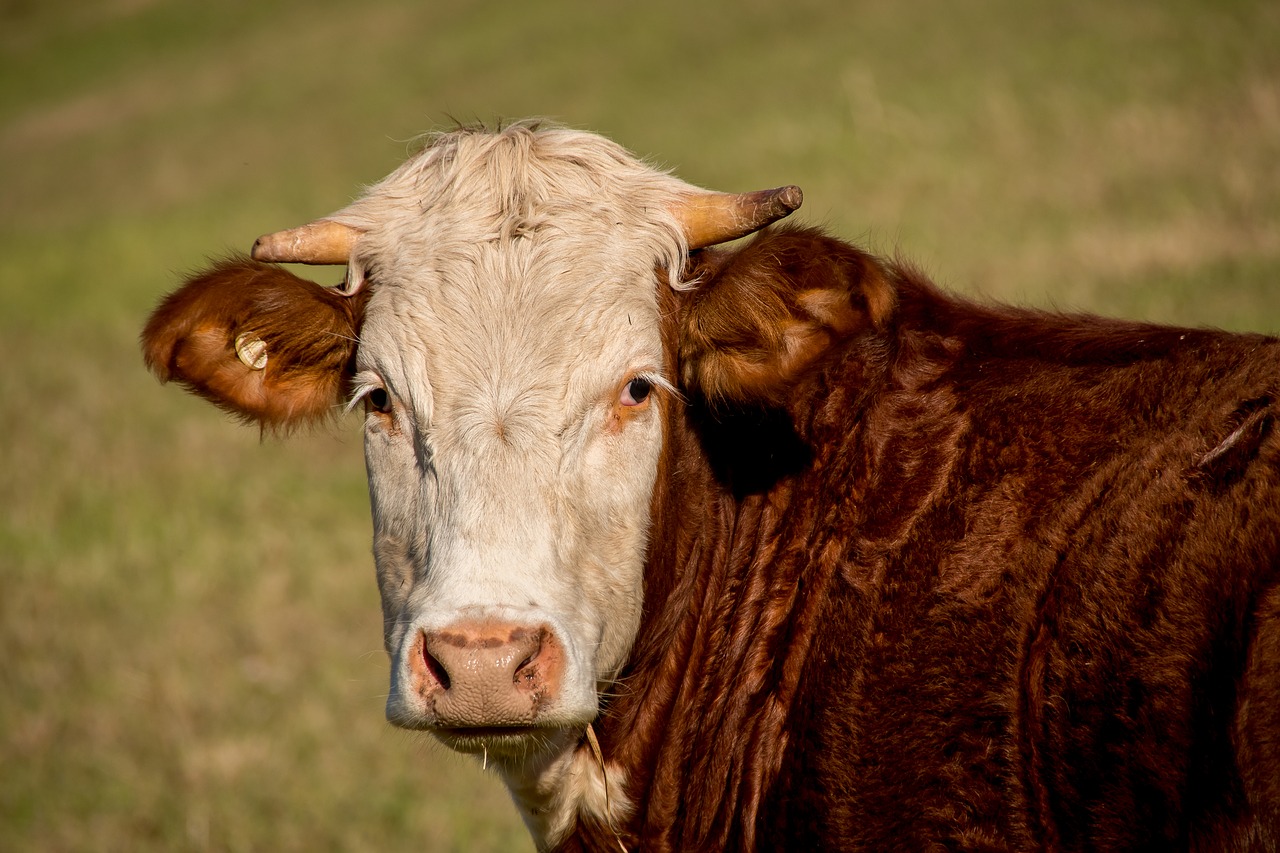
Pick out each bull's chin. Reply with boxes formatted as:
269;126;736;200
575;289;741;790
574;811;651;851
386;706;588;762
428;724;580;760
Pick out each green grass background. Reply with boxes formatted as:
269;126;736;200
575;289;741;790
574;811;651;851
3;0;1278;849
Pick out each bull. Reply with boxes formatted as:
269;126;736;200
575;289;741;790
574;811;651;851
143;122;1280;851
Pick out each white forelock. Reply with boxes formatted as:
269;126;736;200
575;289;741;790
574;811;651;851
331;122;694;289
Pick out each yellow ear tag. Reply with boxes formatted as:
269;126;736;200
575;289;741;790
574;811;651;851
234;334;268;370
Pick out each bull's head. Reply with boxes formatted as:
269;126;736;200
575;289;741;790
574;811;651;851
143;124;880;844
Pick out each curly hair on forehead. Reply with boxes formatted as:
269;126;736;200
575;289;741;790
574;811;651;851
324;122;694;287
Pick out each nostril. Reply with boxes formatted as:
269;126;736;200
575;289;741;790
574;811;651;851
511;629;547;687
422;642;452;691
513;651;539;685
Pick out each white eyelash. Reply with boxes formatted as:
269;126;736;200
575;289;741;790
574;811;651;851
346;373;383;413
634;370;683;402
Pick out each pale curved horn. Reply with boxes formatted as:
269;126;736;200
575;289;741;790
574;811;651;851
250;220;361;264
672;185;803;250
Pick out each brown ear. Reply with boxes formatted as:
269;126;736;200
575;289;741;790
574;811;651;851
141;258;369;429
679;227;896;406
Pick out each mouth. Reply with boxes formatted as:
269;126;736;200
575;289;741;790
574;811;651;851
431;725;570;758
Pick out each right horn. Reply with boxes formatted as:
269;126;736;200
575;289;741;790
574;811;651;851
671;185;803;250
250;219;362;265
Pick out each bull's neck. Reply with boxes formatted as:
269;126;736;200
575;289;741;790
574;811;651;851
567;389;852;851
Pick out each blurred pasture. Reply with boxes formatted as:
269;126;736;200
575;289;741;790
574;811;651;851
2;0;1278;849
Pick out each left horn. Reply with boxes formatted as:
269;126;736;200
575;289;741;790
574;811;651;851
672;185;803;250
251;220;362;264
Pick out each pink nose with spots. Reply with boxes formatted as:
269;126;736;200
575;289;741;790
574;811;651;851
412;620;566;728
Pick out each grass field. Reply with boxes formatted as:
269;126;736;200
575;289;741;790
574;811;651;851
3;0;1279;850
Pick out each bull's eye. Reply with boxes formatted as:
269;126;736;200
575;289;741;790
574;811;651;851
621;376;652;407
366;387;392;414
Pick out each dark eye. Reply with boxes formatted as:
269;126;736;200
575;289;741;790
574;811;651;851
621;376;652;407
366;387;392;414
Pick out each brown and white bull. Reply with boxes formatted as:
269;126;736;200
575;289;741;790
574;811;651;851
143;123;1280;851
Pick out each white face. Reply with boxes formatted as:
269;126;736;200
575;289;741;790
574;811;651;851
352;219;670;762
